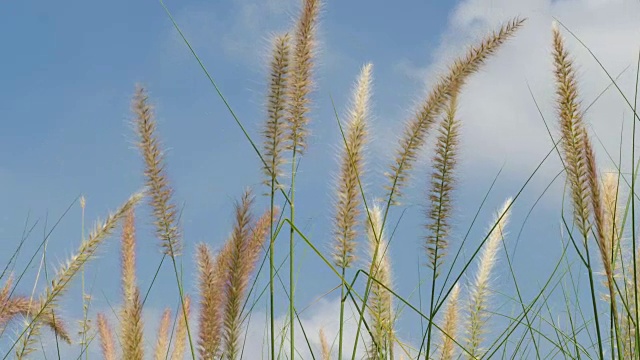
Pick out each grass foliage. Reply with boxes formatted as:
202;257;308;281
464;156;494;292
2;1;640;359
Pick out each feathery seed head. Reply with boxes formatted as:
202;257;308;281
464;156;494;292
222;192;276;359
438;283;461;360
319;328;331;360
133;85;182;257
97;313;117;360
121;208;137;305
465;197;512;358
0;295;71;344
263;33;291;186
172;296;191;360
38;191;143;331
602;172;622;258
385;18;525;205
121;288;145;360
286;0;321;153
332;63;373;269
154;309;172;360
425;93;460;275
552;25;592;241
365;204;395;358
197;243;225;359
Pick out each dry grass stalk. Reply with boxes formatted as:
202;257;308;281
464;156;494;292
465;198;512;359
97;313;117;360
0;294;70;344
426;92;460;275
154;308;172;360
119;206;145;360
263;33;291;186
365;204;395;359
17;192;143;357
197;243;227;358
552;23;591;240
121;208;137;304
438;283;461;360
552;23;621;345
133;85;181;257
319;328;330;360
385;18;524;205
286;0;320;153
221;192;275;359
602;172;623;274
332;63;373;270
78;195;92;355
121;288;145;360
0;275;18;329
221;192;253;360
603;172;636;358
585;137;617;309
116;206;145;360
624;242;640;359
172;296;191;360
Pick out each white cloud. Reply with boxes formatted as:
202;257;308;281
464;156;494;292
397;0;640;178
164;0;297;69
240;296;368;358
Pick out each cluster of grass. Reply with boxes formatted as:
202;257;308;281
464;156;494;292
2;0;640;359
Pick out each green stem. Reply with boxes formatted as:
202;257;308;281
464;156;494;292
338;267;346;360
169;256;196;360
270;175;277;360
290;148;298;359
582;234;605;359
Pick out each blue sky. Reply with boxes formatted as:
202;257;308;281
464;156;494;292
2;0;640;358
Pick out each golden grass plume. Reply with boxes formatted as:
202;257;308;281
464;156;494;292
286;0;321;153
385;17;525;205
426;92;460;275
97;313;117;360
365;204;395;359
464;197;512;358
263;33;291;186
154;308;172;360
133;85;181;257
332;62;373;270
438;283;461;360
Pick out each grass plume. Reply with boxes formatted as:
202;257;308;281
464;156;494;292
154;309;172;360
437;283;460;360
425;92;460;275
263;33;291;186
119;207;145;360
319;328;330;360
366;204;395;359
97;313;117;360
196;243;226;359
332;62;372;270
385;17;525;205
284;0;321;356
464;198;512;358
172;295;191;360
286;0;320;153
333;62;373;359
133;85;181;257
15;192;143;358
221;192;276;359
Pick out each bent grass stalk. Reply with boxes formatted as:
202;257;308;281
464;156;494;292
285;0;320;357
333;63;372;360
133;85;196;359
356;18;526;360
